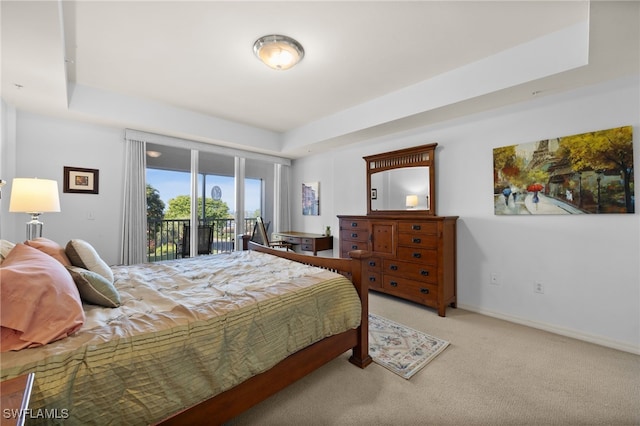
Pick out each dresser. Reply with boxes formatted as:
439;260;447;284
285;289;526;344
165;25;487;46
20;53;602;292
338;215;457;317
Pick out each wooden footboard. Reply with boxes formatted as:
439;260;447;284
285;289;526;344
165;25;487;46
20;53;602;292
158;243;371;425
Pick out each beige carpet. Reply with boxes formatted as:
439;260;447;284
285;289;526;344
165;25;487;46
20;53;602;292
228;292;640;425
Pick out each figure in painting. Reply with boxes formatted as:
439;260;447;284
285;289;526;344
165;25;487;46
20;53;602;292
502;187;512;206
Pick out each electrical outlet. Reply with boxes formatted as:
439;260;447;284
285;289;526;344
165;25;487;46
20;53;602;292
490;272;500;285
534;281;544;294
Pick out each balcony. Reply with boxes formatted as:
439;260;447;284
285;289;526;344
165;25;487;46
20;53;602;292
147;217;257;262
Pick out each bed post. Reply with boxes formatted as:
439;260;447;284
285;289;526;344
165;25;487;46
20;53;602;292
347;250;372;368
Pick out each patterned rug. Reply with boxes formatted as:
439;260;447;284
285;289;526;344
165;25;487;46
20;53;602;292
369;313;450;379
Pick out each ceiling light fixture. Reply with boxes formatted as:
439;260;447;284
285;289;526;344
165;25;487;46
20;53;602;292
146;150;162;158
253;34;304;71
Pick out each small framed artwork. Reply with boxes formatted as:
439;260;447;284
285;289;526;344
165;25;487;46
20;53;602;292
371;188;377;200
64;167;99;194
302;181;320;216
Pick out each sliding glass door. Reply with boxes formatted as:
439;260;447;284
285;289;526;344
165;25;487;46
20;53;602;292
145;144;273;261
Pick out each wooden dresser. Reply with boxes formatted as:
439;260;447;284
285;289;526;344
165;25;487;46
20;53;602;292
338;215;457;316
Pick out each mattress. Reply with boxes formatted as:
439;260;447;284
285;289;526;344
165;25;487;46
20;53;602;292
0;250;362;425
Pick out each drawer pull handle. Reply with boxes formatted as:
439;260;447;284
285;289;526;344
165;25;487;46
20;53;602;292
369;277;376;282
368;261;377;267
412;252;421;258
351;233;358;238
420;270;429;276
390;265;398;271
412;238;421;244
351;245;358;250
351;222;358;227
412;225;421;230
420;288;430;295
390;281;398;287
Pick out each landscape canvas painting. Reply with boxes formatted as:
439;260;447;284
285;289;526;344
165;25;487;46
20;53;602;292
493;126;634;215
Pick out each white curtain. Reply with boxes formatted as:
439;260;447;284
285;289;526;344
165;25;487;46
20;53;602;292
121;136;147;265
274;164;291;232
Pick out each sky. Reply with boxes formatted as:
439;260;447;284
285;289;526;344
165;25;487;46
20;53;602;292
146;169;262;215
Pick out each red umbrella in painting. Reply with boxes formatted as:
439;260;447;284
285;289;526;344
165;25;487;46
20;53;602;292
527;183;544;192
527;183;543;209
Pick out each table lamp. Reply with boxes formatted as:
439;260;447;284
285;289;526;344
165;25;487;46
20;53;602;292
406;194;419;209
9;178;61;240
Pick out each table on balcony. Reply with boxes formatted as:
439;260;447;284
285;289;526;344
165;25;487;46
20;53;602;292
272;231;333;256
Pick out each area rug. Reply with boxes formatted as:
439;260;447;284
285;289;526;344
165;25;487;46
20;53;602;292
368;313;450;379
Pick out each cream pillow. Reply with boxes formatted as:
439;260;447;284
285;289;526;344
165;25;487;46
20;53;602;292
65;239;114;283
0;240;15;264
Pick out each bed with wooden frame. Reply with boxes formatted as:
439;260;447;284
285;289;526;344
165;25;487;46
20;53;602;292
0;240;371;425
159;242;371;425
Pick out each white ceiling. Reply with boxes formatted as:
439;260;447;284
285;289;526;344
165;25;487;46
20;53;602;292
1;1;638;158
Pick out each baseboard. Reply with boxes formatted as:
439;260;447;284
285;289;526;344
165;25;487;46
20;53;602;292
457;303;640;355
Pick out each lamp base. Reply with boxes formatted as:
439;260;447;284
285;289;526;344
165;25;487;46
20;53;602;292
26;213;44;241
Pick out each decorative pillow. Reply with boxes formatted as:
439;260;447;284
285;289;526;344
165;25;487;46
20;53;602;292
67;266;121;308
0;240;15;264
25;237;71;266
0;243;85;351
65;239;114;283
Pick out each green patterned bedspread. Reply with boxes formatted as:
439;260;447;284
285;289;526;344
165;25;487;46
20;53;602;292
0;250;361;425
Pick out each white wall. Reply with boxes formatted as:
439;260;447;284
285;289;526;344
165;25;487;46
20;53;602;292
291;76;640;353
0;111;281;264
2;76;638;353
3;110;125;265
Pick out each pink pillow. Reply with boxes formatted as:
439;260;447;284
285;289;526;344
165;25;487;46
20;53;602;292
25;237;71;267
0;243;85;351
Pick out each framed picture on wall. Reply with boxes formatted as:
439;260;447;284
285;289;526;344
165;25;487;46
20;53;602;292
493;125;633;215
302;182;319;215
64;166;99;194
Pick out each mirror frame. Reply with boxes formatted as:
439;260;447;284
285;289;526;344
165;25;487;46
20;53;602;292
364;143;437;216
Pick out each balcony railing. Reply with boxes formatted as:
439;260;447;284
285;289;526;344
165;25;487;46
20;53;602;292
147;217;257;262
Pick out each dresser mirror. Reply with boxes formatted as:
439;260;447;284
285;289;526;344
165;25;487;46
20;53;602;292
365;143;437;216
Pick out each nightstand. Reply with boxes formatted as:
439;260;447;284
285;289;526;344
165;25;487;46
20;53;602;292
1;373;34;426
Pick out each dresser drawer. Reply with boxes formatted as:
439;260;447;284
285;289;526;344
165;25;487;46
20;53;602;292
397;247;437;265
365;272;382;289
341;219;369;231
341;240;368;253
341;229;369;242
398;222;438;235
383;259;437;283
383;275;438;303
281;236;301;244
365;257;382;272
398;233;438;249
301;244;314;251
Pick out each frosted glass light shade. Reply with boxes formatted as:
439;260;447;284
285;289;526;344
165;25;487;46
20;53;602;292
253;35;304;70
9;178;61;213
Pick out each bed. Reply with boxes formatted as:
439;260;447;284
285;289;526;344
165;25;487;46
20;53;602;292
0;239;371;425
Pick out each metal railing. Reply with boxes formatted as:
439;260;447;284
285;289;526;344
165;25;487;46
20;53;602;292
146;217;257;262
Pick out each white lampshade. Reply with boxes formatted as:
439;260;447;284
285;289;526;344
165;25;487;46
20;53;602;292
253;35;304;70
9;178;60;240
406;194;419;208
9;178;61;213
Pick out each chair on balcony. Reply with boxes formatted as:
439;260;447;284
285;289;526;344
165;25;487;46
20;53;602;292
250;217;293;251
179;225;214;258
